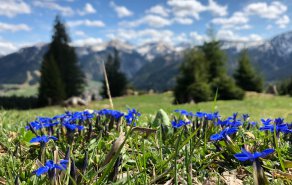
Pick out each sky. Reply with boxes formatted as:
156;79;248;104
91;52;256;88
0;0;292;55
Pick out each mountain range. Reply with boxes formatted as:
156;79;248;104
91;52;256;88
1;31;292;93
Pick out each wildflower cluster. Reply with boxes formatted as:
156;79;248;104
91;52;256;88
259;117;292;134
9;107;291;184
23;108;141;183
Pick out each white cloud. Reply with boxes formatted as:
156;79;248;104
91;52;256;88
0;40;18;55
78;3;96;16
207;0;228;16
68;20;105;27
74;31;86;37
173;17;193;25
234;24;251;30
212;1;288;31
212;12;248;28
217;29;263;42
0;22;31;32
110;2;133;18
276;15;290;28
72;37;103;47
167;0;206;19
0;39;33;55
176;33;188;42
33;1;74;16
108;29;174;45
244;1;287;20
167;0;227;19
120;15;172;28
146;5;169;17
0;0;31;17
190;32;207;44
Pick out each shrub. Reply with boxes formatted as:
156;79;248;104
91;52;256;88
187;82;212;103
212;76;245;100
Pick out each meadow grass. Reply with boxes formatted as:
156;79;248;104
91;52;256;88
2;91;292;124
0;92;292;184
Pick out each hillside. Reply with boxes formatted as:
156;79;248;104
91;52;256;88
1;31;292;92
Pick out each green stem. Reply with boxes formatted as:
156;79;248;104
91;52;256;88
174;130;183;185
273;126;286;172
143;139;147;184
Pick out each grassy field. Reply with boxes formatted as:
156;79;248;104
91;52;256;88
0;92;292;184
2;91;292;124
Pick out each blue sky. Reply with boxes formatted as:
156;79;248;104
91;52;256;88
0;0;292;55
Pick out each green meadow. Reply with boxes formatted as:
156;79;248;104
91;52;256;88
1;92;292;184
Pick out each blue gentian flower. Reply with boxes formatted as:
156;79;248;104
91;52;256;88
274;118;284;125
205;112;220;120
195;111;206;118
37;117;59;128
259;118;290;134
250;121;257;126
215;119;228;126
210;127;238;141
234;148;274;162
30;135;58;144
98;109;124;120
82;110;95;120
195;112;220;120
63;122;84;131
172;120;190;128
261;118;272;125
33;159;69;176
225;113;242;127
26;121;43;130
52;113;67;120
174;109;189;116
232;112;238;120
242;114;250;121
70;111;83;122
125;108;141;126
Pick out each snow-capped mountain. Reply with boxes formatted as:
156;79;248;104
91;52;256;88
137;42;178;61
1;30;292;91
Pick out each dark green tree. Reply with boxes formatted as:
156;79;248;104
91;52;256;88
38;56;65;105
174;48;211;103
201;40;244;100
38;16;85;105
201;40;226;81
278;77;292;96
233;49;263;92
101;49;127;98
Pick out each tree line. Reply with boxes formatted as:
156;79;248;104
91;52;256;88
174;39;264;104
37;16;292;107
38;16;127;106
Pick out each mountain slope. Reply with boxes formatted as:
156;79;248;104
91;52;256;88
2;31;292;92
0;40;147;85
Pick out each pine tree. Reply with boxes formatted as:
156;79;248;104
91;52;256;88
38;56;65;105
233;49;263;92
201;41;226;81
174;48;211;103
201;40;244;100
101;49;127;98
38;16;85;105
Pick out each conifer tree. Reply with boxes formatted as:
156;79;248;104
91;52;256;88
38;56;65;105
201;40;226;81
101;49;127;98
234;49;263;92
174;48;211;103
38;16;85;105
201;40;244;100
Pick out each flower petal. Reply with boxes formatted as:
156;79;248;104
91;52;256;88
234;153;250;162
259;148;275;158
33;166;49;176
